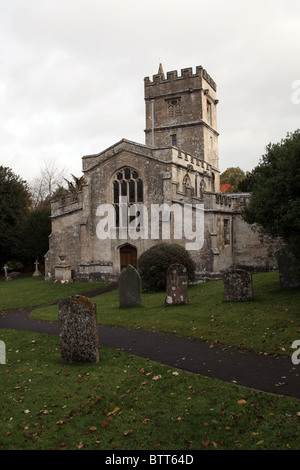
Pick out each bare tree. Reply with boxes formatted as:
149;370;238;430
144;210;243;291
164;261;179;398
30;158;68;208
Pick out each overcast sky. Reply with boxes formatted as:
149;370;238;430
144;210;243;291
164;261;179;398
1;0;299;185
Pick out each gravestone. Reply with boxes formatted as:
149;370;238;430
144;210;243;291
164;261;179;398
58;295;99;363
32;260;42;277
223;268;253;301
119;264;141;307
165;264;188;305
2;264;12;281
275;246;300;289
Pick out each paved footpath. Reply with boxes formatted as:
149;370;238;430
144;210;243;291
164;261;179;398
0;305;299;399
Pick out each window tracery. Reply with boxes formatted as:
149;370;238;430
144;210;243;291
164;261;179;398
112;167;143;228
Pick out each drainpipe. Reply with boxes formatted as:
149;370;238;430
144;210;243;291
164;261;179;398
151;99;154;147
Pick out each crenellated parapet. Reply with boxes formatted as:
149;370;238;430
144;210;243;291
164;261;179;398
144;65;217;92
50;191;83;218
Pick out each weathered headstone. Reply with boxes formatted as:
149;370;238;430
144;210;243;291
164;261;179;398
275;246;300;289
58;295;99;363
222;268;253;301
119;264;141;307
165;264;188;305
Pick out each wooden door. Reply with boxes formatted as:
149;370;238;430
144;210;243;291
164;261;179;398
120;244;137;270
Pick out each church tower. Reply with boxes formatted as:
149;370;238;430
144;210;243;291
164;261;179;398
144;64;219;169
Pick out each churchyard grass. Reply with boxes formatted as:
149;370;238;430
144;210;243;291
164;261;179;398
0;329;299;450
0;275;105;312
30;271;300;357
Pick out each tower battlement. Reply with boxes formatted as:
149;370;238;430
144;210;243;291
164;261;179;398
144;65;216;92
144;64;219;165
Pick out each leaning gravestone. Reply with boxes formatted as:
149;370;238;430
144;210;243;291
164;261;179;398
222;268;253;301
119;264;141;307
165;264;188;305
58;295;99;363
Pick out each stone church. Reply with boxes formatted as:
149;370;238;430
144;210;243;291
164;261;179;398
45;64;277;283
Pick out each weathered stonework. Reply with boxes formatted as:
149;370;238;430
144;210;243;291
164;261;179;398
222;268;253;301
119;264;141;307
165;264;188;305
45;64;278;283
58;295;99;363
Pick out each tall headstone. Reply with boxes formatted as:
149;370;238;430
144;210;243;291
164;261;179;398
275;246;300;289
58;295;99;363
165;264;188;305
223;268;253;301
119;264;141;307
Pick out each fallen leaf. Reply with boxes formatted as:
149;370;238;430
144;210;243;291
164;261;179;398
202;440;210;447
107;406;120;416
124;430;132;436
152;375;162;381
78;442;84;449
237;399;247;405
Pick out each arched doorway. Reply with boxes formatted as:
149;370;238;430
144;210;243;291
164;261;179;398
120;244;137;270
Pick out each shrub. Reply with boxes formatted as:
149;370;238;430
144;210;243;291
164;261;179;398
137;243;195;292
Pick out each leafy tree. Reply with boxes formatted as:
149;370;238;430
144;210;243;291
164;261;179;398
0;166;31;266
220;167;245;192
16;207;51;267
137;243;195;292
242;129;300;263
236;170;255;192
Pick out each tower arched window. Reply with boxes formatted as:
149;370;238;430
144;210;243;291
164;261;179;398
113;167;143;228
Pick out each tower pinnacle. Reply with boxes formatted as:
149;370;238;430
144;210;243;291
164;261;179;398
158;62;165;79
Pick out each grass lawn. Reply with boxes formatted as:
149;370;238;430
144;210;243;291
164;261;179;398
1;271;299;450
29;271;300;357
0;275;106;311
0;329;299;450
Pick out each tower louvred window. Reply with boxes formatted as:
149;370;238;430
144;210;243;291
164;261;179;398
168;98;181;118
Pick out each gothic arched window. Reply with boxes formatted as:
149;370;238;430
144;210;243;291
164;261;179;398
113;167;143;228
167;98;181;119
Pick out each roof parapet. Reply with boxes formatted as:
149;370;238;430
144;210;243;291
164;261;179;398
144;65;216;91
